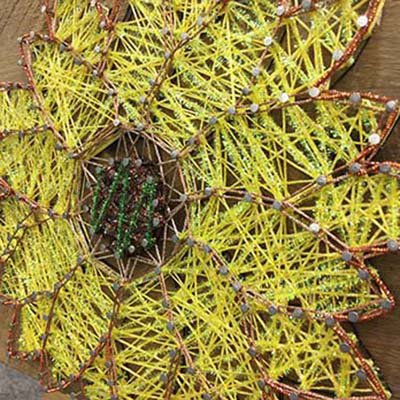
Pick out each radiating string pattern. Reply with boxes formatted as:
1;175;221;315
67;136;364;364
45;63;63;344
0;0;399;399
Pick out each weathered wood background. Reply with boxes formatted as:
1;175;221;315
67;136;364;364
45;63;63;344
0;1;399;399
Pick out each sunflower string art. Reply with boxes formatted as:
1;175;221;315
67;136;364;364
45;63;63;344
0;0;399;399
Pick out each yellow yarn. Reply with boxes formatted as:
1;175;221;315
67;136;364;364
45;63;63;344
0;0;398;399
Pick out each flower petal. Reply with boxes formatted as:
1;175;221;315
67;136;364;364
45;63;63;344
43;0;115;64
0;133;77;212
84;277;182;399
0;85;42;132
184;199;390;318
181;93;396;199
164;248;389;398
250;310;389;398
302;165;400;250
9;258;114;389
1;218;80;301
21;38;116;151
107;0;384;147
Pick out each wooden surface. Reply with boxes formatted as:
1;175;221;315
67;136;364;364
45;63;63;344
0;0;399;399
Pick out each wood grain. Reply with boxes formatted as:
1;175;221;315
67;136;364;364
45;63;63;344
0;0;399;399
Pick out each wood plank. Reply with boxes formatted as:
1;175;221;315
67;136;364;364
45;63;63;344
0;1;44;82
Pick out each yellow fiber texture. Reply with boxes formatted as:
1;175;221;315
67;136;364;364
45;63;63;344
0;0;399;399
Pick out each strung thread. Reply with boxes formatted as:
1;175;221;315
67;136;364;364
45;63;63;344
0;0;398;399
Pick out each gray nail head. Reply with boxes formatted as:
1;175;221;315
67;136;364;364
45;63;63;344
339;342;351;353
272;200;282;210
385;100;397;113
348;311;359;323
162;298;169;308
292;308;304;319
268;305;278;316
228;106;236;115
349;92;362;104
153;217;160;227
242;87;251;96
349;162;361;174
187;137;196;146
203;244;212;254
171;234;179;244
187;366;195;375
247;347;257;357
240;303;249;313
301;0;312;10
166;321;175;332
250;103;259;113
387;239;399;252
381;299;392;310
325;316;335;327
196;16;205;26
169;349;177;358
252;67;260;77
186;238;195;248
379;163;391;174
160;372;168;383
204;187;212;196
341;251;353;262
170;150;179;159
358;269;369;281
232;281;242;292
316;175;327;186
289;393;299;400
243;192;252;202
356;369;367;381
112;282;120;291
219;265;229;276
257;380;266;390
208;116;218;125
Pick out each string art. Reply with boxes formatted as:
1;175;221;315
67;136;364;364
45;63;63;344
0;0;399;399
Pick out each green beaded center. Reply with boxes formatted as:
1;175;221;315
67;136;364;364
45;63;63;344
88;158;162;259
